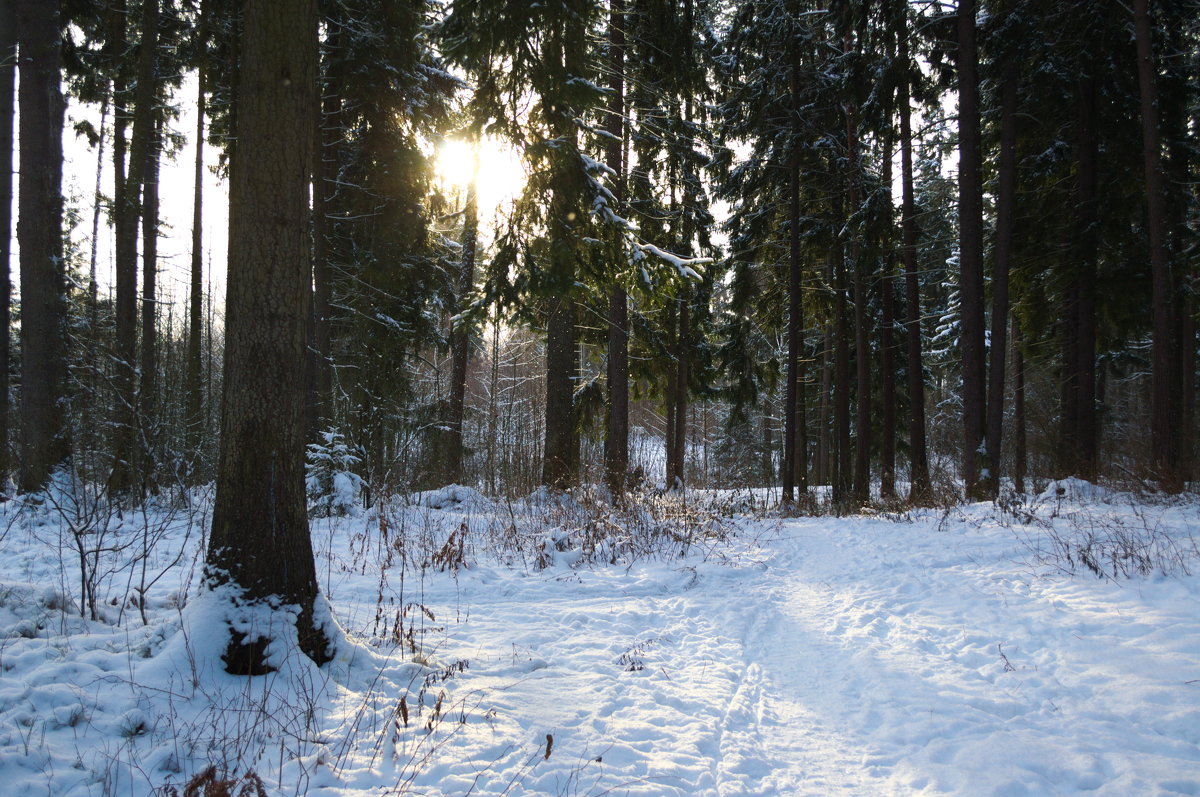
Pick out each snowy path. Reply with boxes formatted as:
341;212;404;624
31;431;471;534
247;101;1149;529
4;494;1200;795
373;511;1200;796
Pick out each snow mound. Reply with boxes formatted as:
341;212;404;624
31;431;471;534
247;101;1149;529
415;484;490;510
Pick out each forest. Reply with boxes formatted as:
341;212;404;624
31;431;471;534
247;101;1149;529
2;0;1200;794
4;0;1195;509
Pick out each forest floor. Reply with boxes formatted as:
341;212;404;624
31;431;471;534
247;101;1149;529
1;479;1199;795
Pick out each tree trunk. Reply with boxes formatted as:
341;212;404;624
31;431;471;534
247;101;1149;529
445;146;479;485
984;53;1017;496
0;0;14;483
88;96;107;338
1135;0;1177;489
846;35;870;504
309;19;339;438
816;324;832;486
958;0;987;499
15;0;69;492
206;0;330;673
186;15;206;483
139;109;161;488
543;294;578;489
540;15;582;491
1073;74;1099;481
880;146;897;501
898;7;930;503
110;0;159;497
1013;318;1026;494
833;188;851;506
670;295;689;490
782;142;801;503
603;0;628;498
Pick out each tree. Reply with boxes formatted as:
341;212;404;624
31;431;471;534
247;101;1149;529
186;0;209;482
603;0;629;498
897;0;931;502
205;0;331;673
0;0;14;483
958;0;987;499
1136;0;1178;489
15;0;70;493
982;0;1019;496
444;142;480;485
109;0;160;497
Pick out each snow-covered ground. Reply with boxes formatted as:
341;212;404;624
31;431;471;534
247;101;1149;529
1;479;1199;795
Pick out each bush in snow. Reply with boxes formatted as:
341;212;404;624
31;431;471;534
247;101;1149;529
306;430;364;517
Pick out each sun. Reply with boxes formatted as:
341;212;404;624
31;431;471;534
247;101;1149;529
435;137;527;218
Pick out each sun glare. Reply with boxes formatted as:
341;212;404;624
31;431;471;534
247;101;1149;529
436;137;527;219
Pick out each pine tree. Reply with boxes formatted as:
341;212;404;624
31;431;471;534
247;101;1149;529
0;0;14;483
15;0;70;492
206;0;331;673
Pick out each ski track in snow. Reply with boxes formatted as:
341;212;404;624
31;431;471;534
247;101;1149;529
2;488;1200;795
362;506;1200;796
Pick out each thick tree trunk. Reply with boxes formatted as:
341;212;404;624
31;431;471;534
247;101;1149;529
540;16;582;491
206;0;330;673
0;0;14;482
15;0;69;492
958;0;987;499
898;10;930;504
984;56;1017;496
603;0;628;497
1135;0;1177;489
543;295;578;489
110;0;159;497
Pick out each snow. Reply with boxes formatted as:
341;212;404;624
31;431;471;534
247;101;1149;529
1;482;1199;795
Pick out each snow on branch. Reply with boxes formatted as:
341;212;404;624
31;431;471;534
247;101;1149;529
637;243;711;281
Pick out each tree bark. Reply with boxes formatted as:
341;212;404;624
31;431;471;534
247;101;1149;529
309;17;339;439
984;53;1017;496
670;295;689;490
140;110;161;487
880;147;897;501
833;186;851;506
845;25;870;504
206;0;330;673
0;0;14;482
543;295;578;489
186;9;206;483
15;0;69;492
1013;318;1026;494
782;139;801;502
603;0;628;498
1135;0;1177;490
1073;74;1099;481
445;146;479;485
110;0;159;497
898;6;930;503
958;0;987;499
816;324;832;486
